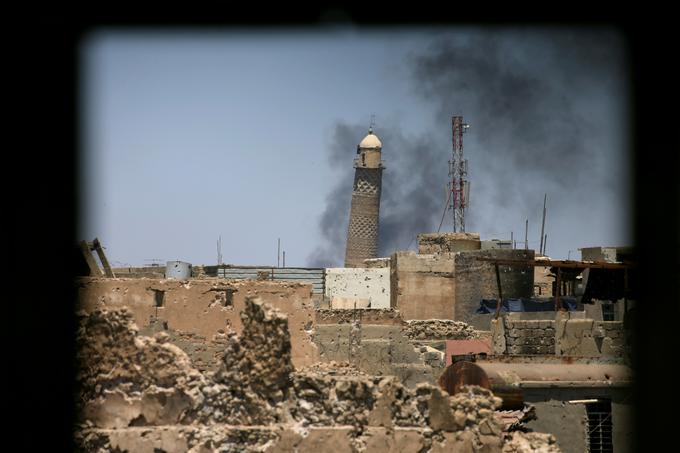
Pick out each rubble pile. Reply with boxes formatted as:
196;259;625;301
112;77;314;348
75;300;561;452
75;299;292;428
289;366;503;434
75;308;207;428
315;308;400;324
75;425;281;453
502;432;561;452
403;319;479;340
296;360;368;377
290;372;377;426
208;298;294;424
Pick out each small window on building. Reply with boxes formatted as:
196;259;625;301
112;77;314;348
586;400;613;453
601;302;615;321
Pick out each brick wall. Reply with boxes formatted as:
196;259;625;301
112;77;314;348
503;319;556;355
454;249;534;324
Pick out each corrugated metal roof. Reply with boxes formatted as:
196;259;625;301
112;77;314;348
217;267;325;294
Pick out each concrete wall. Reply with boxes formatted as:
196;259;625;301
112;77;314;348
325;267;390;309
454;249;534;324
555;315;625;358
612;401;633;453
390;252;456;320
77;277;319;369
525;399;586;453
390;248;533;323
580;246;619;262
524;387;632;453
469;310;587;331
491;312;625;358
312;309;456;387
417;232;481;254
585;298;629;321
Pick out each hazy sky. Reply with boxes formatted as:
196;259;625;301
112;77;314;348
80;27;631;268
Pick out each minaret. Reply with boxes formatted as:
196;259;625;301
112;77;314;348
344;127;384;267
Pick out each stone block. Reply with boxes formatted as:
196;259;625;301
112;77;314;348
508;345;522;355
354;340;392;375
491;318;506;354
297;427;354;453
427;387;458;431
431;430;475;453
266;428;304;452
107;426;189;453
368;380;397;428
361;325;402;339
556;319;602;356
477;433;503;453
393;428;428;452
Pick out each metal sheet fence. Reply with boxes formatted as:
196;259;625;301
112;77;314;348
216;267;325;294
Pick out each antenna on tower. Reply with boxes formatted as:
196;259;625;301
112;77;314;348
448;116;471;232
369;114;376;132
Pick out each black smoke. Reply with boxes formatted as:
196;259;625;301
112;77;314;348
309;28;629;266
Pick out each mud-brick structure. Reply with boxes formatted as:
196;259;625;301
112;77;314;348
344;127;384;268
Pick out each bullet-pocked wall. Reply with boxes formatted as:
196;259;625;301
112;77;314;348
77;277;320;370
324;267;390;309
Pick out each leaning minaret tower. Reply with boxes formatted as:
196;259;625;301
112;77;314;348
344;127;384;267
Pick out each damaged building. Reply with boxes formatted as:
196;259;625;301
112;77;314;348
72;128;637;452
75;230;635;452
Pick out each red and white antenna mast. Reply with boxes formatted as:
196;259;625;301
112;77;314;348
448;115;470;232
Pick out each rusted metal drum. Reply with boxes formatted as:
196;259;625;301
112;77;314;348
438;361;524;410
438;361;490;396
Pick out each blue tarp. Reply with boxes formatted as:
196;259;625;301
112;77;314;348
475;297;578;314
507;298;524;312
476;299;505;314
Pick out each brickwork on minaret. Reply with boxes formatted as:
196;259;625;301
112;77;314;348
344;129;384;268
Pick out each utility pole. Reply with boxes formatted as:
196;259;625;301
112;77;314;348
277;238;281;268
544;234;548;256
524;219;528;250
539;194;547;255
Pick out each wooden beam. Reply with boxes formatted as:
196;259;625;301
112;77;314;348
92;238;115;278
79;240;103;276
494;263;503;319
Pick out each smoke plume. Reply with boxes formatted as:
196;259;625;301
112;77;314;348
309;28;629;266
